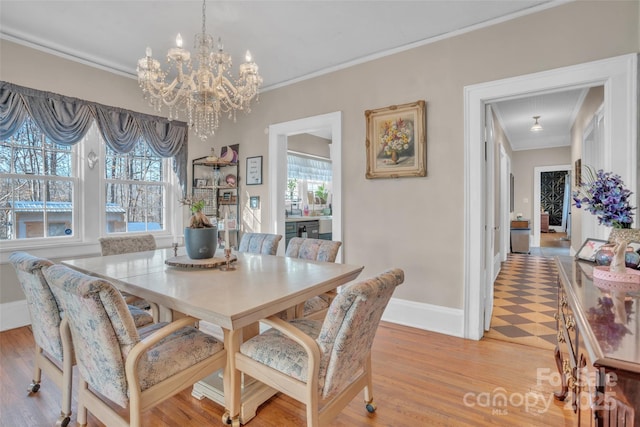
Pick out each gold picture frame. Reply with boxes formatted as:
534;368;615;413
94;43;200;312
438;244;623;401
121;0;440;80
365;100;426;179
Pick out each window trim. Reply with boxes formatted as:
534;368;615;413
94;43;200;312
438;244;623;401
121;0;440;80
0;123;180;259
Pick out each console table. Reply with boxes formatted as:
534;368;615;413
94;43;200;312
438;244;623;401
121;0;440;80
555;257;639;426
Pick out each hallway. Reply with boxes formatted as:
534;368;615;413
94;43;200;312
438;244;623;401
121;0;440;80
484;232;570;350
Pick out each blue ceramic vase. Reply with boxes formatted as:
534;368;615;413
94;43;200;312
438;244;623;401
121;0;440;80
594;243;640;269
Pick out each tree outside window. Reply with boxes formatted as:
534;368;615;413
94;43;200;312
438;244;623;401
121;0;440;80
0;117;74;240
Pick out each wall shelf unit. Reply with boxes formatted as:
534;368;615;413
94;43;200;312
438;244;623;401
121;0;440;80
192;145;239;248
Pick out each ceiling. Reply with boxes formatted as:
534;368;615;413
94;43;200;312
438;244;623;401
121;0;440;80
491;88;591;151
1;0;580;148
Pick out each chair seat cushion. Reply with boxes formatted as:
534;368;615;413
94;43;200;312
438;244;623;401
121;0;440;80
240;319;322;383
303;295;330;317
136;324;224;392
127;305;153;327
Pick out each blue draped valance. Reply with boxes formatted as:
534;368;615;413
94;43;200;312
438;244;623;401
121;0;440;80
0;81;189;195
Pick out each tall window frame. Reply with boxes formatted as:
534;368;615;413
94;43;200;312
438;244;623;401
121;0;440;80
0;120;177;250
103;135;168;235
0;116;79;243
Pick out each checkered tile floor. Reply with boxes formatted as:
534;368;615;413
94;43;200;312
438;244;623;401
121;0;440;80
484;253;558;350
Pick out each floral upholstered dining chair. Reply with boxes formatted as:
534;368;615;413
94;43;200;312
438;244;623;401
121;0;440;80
8;252;153;427
9;252;73;427
234;268;404;427
98;234;157;256
285;237;342;319
238;232;283;255
43;264;227;427
98;234;157;317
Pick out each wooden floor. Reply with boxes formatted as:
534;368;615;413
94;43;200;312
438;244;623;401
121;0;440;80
0;322;576;426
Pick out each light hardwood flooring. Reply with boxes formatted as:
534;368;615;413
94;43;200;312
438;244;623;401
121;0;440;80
0;322;576;426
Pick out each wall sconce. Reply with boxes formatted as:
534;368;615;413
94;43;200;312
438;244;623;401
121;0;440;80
250;196;260;209
87;150;98;169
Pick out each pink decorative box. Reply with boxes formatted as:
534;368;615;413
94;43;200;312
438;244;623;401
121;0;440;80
593;266;640;292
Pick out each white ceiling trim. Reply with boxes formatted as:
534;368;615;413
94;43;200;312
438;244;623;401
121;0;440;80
0;1;568;91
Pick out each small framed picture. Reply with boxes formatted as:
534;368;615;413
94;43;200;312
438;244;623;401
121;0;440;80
246;156;263;185
249;196;260;209
575;238;608;262
195;178;207;188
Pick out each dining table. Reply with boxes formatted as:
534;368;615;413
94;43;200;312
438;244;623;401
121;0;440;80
60;247;364;425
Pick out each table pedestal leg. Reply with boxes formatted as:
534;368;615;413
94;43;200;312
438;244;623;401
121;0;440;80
192;325;277;425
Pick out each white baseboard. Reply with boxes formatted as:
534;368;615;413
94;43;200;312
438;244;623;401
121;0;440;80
382;297;464;338
1;299;30;332
4;296;466;339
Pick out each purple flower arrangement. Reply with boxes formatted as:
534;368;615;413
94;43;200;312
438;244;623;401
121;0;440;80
573;168;634;228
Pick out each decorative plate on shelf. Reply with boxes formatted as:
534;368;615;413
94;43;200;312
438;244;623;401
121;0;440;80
220;146;238;163
225;174;236;186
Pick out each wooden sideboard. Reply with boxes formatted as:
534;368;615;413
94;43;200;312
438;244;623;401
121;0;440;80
554;257;640;426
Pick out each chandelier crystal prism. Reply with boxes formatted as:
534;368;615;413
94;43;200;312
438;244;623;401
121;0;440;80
136;0;262;140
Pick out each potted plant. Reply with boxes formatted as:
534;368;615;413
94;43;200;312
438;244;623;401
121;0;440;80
180;197;217;259
287;179;297;201
314;183;329;204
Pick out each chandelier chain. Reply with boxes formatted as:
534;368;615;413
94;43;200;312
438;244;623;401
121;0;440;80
202;0;206;35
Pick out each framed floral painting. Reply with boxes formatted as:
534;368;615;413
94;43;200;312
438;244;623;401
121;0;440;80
365;100;426;179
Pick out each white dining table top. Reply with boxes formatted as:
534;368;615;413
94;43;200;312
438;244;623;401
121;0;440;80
61;248;364;330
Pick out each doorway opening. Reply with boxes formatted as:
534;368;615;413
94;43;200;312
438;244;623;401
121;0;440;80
268;112;343;259
463;54;637;340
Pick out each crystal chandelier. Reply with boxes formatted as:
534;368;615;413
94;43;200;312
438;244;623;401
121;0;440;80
136;0;262;140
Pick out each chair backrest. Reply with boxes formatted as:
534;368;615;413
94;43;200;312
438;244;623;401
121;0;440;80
8;252;62;361
238;233;283;255
43;264;141;408
285;237;342;262
317;268;404;399
98;234;156;256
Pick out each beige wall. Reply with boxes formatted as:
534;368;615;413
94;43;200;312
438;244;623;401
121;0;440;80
287;134;331;158
570;86;605;249
1;1;638;315
511;146;571;223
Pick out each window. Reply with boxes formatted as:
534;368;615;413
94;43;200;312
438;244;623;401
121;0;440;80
286;153;332;213
104;140;166;233
0;118;170;243
0;117;75;241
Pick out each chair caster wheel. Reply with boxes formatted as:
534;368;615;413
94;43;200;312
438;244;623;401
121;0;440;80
222;412;240;427
56;415;71;427
222;412;231;424
365;402;377;413
28;382;40;393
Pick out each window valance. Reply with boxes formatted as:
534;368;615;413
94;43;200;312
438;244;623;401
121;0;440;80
287;154;332;182
0;81;189;194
